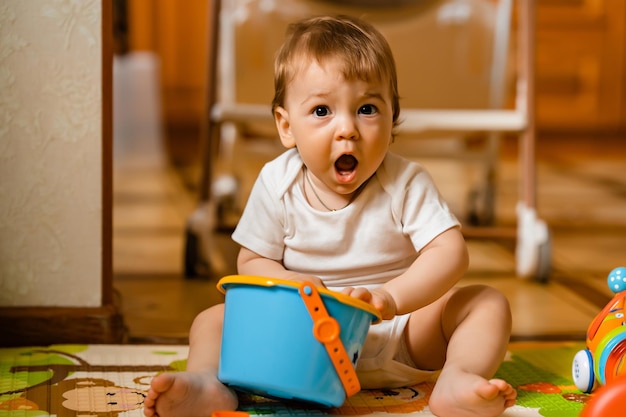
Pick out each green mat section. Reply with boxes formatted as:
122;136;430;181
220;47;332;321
494;343;588;417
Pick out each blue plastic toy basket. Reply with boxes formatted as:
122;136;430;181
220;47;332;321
217;275;381;407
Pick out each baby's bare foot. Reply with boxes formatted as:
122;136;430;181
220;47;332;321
429;369;516;417
143;371;238;417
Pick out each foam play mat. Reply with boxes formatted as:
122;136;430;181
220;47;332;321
0;342;591;416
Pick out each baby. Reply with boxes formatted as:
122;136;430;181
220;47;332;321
144;15;516;417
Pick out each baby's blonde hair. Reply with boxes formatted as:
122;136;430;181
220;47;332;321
272;15;400;127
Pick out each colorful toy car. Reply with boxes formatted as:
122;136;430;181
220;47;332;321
572;267;626;394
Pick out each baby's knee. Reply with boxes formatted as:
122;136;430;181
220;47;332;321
477;284;509;303
193;303;224;324
455;285;512;317
189;303;225;340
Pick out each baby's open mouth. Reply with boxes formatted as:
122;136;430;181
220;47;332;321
335;154;358;176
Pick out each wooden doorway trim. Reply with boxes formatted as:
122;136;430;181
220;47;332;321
0;0;126;347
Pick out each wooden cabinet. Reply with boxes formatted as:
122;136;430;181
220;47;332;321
535;0;626;131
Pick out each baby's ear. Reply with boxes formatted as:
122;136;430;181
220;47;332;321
274;107;296;148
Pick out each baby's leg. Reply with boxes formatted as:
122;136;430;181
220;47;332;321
405;285;515;417
143;304;238;417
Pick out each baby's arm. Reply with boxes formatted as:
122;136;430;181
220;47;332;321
237;247;326;287
344;227;468;319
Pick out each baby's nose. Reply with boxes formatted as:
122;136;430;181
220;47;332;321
336;116;358;140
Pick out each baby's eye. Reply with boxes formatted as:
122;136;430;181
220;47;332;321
359;104;378;115
313;106;330;117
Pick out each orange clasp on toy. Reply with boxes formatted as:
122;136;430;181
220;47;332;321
212;412;249;417
298;282;361;397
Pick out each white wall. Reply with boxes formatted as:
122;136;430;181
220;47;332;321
0;0;103;307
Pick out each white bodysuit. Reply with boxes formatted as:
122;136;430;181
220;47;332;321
232;148;460;388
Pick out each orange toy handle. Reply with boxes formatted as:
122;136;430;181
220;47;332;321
212;412;249;417
299;282;361;397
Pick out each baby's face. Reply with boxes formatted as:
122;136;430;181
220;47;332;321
275;58;394;197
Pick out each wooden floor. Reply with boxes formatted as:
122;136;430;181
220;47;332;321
112;62;626;345
113;125;626;344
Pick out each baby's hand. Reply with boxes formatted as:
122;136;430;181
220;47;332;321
341;287;397;320
283;273;326;288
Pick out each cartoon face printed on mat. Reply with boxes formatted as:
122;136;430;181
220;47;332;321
338;385;429;414
0;377;148;416
61;378;148;414
0;348;175;416
369;387;425;402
